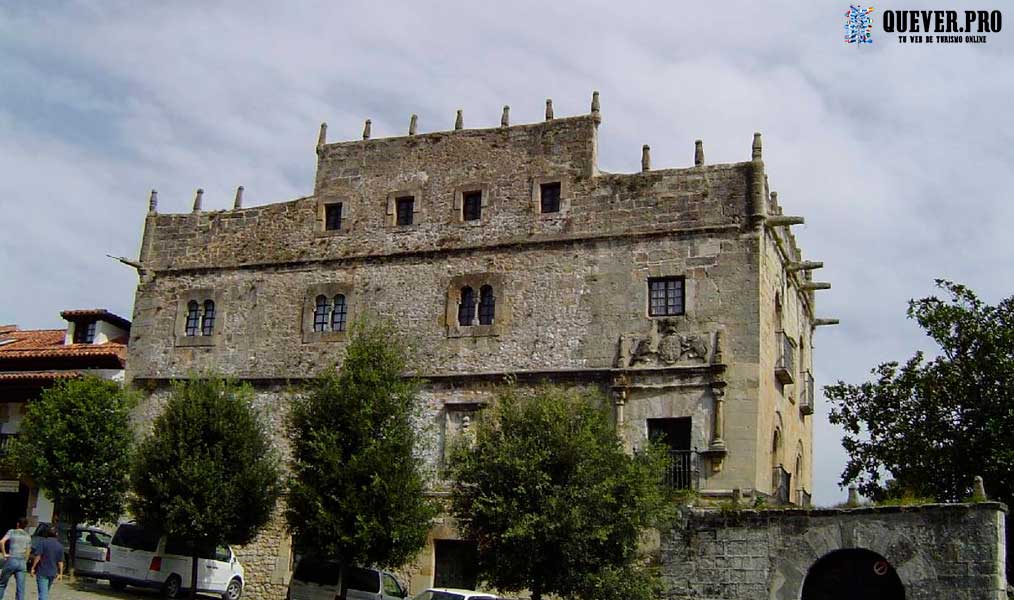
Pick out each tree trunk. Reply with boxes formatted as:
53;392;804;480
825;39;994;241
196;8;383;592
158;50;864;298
338;563;347;600
531;580;542;600
190;551;199;600
67;521;78;579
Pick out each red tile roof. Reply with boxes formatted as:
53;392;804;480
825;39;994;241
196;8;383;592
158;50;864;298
0;371;82;382
59;309;132;330
0;327;126;364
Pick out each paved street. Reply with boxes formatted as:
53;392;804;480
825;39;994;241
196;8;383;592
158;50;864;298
0;577;221;600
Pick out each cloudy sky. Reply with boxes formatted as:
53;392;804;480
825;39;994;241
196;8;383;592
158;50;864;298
1;1;1011;504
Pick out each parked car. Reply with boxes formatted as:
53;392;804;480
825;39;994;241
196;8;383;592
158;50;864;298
411;589;500;600
106;523;244;599
287;557;406;600
28;523;112;578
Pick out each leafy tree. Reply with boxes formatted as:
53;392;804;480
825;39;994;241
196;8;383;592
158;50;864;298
8;376;134;575
130;377;282;600
286;320;436;588
827;280;1013;503
449;385;671;600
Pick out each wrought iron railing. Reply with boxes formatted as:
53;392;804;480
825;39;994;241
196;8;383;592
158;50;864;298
800;371;815;415
664;450;700;491
775;332;796;384
772;465;792;505
0;433;17;456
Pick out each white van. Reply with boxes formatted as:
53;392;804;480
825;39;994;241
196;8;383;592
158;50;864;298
287;557;407;600
106;523;245;599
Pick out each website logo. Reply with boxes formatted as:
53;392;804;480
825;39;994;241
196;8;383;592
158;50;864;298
845;5;875;44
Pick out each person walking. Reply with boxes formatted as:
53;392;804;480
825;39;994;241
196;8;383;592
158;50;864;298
30;527;63;600
0;517;31;600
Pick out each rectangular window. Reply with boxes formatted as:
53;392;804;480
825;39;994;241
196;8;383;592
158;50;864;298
324;203;342;230
462;190;482;222
648;277;685;316
73;321;96;344
539;182;561;213
396;196;414;226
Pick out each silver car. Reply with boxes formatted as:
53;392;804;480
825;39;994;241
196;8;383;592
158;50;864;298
30;524;112;577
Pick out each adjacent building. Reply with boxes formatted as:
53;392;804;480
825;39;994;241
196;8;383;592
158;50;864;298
124;94;834;598
0;309;130;527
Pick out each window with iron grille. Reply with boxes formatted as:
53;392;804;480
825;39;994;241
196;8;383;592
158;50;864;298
458;287;475;326
648;277;685;316
539;182;561;213
73;321;96;344
185;301;201;337
324;203;342;231
313;295;330;332
396;196;414;226
331;294;348;332
462;190;482;222
478;285;495;325
201;300;216;336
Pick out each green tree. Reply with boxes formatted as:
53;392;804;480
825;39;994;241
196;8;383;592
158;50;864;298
130;377;282;600
449;385;671;600
827;281;1014;502
827;281;1014;577
8;376;134;575
286;321;436;587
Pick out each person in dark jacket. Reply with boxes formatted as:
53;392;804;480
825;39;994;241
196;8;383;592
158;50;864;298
30;527;62;600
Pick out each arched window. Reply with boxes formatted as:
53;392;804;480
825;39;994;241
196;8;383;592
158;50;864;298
458;287;475;326
478;285;495;325
201;300;216;336
185;301;200;337
313;295;330;332
331;294;348;332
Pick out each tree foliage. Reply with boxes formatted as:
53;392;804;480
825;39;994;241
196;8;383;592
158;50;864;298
9;376;135;571
449;385;671;600
286;320;436;569
827;280;1014;503
130;377;282;599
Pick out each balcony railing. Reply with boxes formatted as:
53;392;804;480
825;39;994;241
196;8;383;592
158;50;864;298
663;450;700;491
0;433;17;457
800;372;815;415
775;331;796;384
772;465;792;505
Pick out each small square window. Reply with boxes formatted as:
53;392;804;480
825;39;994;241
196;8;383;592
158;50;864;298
73;321;96;344
324;203;342;230
396;197;415;226
540;182;561;213
648;277;685;317
462;191;482;222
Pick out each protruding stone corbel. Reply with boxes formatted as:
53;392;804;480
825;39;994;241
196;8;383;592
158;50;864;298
501;105;510;127
590;90;601;123
408;114;418;136
694;140;704;166
316;122;327;150
801;282;831;291
233;186;244;209
813;318;840;327
107;254;144;271
192;188;204;213
766;215;805;227
454;109;463;130
545;98;554;121
362;119;372;140
148;189;158;214
787;261;824;272
641;145;651;172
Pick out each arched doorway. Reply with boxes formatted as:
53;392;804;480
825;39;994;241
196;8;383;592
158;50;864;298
802;548;905;600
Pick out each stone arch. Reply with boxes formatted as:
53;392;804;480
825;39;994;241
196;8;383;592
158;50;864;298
801;548;905;600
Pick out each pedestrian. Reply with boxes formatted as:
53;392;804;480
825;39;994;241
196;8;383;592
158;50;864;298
30;527;63;600
0;517;31;600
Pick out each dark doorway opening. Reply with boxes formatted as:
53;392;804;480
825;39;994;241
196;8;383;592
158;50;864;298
802;548;905;600
433;539;479;590
647;417;698;489
647;417;691;451
0;482;29;532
